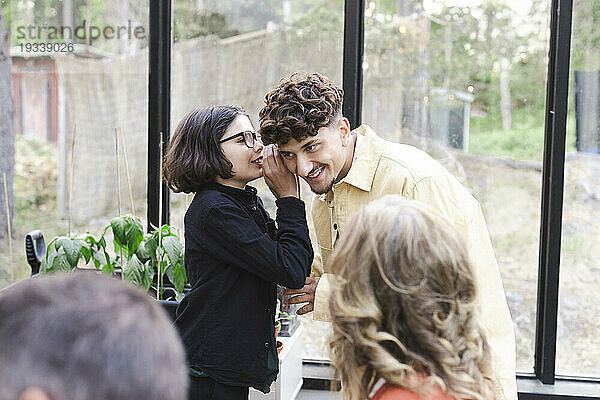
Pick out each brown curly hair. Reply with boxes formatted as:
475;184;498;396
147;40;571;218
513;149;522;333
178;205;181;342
329;196;495;400
259;73;344;145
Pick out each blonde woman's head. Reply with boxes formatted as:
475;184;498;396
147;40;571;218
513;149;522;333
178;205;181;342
329;196;493;400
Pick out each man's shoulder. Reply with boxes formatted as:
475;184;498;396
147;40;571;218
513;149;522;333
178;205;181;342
364;129;472;203
362;127;442;175
374;142;443;184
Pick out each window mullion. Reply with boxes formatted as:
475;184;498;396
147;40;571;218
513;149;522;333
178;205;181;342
148;0;171;231
535;0;574;385
342;0;365;129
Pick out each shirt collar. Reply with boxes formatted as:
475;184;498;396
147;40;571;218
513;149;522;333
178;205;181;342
338;124;380;192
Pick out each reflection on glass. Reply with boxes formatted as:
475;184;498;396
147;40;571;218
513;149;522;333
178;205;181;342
1;0;148;288
556;0;600;378
362;0;552;373
169;0;344;361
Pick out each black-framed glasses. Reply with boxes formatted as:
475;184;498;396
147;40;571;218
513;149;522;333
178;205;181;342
219;130;261;148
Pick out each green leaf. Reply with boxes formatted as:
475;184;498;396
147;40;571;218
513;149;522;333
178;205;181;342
81;246;91;264
150;228;161;244
40;258;49;273
113;239;122;255
110;216;128;245
151;224;173;242
102;262;114;275
84;234;97;246
52;237;62;252
57;238;82;269
135;241;151;263
146;233;159;253
92;249;107;269
103;249;111;266
52;248;72;272
123;254;143;285
123;255;154;291
142;261;155;290
171;263;187;294
136;236;157;263
124;217;144;255
163;236;183;267
41;241;59;273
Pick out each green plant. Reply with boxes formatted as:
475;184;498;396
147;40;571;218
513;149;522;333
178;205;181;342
146;224;187;301
275;310;296;324
39;215;187;300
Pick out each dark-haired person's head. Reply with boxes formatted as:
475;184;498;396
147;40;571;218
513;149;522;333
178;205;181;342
0;273;188;400
163;105;264;193
259;73;354;194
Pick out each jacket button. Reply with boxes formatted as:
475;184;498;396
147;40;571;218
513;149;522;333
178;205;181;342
333;223;338;230
252;205;257;211
264;342;269;348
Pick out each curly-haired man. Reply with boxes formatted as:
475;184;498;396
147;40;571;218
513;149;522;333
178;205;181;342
259;72;517;400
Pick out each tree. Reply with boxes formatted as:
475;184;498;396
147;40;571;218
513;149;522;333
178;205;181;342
427;1;534;128
571;0;600;69
0;0;14;240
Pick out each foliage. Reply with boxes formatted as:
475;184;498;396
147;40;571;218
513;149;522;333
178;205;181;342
172;4;239;42
427;2;536;112
469;107;577;160
290;0;342;35
40;215;187;300
276;310;296;323
173;0;288;42
571;0;600;70
14;136;58;215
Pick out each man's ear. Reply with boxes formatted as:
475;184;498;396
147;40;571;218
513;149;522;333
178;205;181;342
19;387;52;400
337;117;351;146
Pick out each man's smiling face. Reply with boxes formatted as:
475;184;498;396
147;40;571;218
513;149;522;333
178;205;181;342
277;119;354;195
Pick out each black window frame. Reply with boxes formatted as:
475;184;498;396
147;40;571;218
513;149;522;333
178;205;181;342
147;0;600;397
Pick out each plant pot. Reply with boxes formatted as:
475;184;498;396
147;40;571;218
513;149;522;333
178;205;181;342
158;299;179;321
274;320;281;340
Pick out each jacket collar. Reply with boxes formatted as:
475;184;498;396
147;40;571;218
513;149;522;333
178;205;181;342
319;124;381;204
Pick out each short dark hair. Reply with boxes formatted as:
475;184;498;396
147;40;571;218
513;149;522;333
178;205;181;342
0;274;188;400
259;73;344;145
163;105;250;193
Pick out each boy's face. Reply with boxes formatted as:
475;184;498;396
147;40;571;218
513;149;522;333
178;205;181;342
277;118;353;195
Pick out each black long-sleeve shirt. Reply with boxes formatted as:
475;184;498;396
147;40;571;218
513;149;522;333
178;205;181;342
174;182;313;392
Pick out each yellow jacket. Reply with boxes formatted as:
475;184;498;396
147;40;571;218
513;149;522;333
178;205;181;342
311;125;517;400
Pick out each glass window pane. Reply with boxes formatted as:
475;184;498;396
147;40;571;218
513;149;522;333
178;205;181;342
169;0;344;361
1;0;148;288
362;0;551;373
556;0;600;378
